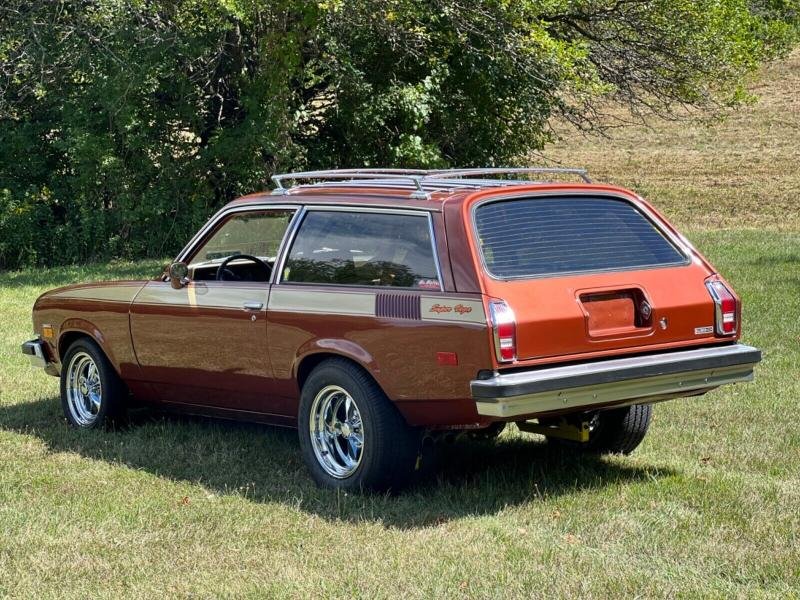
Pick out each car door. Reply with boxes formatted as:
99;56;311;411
129;206;298;415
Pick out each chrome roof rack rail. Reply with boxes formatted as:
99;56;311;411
428;167;592;184
269;167;592;198
305;178;486;192
271;169;433;199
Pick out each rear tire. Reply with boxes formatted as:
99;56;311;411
60;338;127;429
549;404;652;455
297;358;420;492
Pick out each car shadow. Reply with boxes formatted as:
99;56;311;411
0;397;676;529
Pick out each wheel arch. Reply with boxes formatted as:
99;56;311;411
58;322;121;376
296;351;380;392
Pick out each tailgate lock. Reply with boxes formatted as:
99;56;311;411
640;300;652;319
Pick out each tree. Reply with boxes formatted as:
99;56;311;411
306;0;798;166
0;0;796;268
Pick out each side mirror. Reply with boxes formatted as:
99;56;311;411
169;262;190;289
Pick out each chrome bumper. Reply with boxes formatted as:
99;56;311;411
472;343;762;419
21;339;49;369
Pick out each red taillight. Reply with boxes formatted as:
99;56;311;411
489;300;516;362
705;279;737;335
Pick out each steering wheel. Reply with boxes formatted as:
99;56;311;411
215;254;272;281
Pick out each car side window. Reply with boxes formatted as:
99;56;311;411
282;210;441;289
187;209;295;282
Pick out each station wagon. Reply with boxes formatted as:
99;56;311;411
22;168;762;490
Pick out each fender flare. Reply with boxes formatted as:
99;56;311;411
292;338;386;391
58;319;122;376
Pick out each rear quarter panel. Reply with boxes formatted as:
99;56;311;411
265;286;493;426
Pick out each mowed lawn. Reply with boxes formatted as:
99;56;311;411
1;62;799;599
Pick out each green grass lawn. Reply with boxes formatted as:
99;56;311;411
0;231;798;598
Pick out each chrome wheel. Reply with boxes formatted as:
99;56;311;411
65;351;102;426
309;385;364;479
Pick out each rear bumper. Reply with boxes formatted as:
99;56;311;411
471;343;761;419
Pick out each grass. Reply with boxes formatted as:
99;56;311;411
1;57;799;598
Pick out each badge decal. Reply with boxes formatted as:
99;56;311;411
429;303;453;314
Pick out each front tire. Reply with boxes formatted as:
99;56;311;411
60;338;127;429
298;358;419;491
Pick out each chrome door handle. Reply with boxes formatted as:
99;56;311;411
243;301;264;311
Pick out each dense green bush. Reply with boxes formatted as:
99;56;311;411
0;0;797;269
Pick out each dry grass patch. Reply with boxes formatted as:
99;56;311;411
547;51;800;231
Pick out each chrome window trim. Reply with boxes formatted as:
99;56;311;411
262;197;444;212
275;205;444;290
427;213;445;290
175;203;301;269
469;191;692;282
270;281;428;293
176;203;441;263
301;205;438;215
272;205;307;286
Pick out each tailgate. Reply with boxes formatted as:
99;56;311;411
472;193;721;361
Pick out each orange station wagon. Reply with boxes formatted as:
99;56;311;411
22;168;762;490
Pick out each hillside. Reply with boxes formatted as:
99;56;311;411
547;51;800;232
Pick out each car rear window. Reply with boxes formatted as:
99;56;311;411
282;210;441;289
474;196;686;278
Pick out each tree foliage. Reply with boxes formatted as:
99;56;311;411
0;0;797;268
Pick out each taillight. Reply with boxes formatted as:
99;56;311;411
705;279;738;335
489;300;516;362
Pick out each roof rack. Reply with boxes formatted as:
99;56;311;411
430;167;591;184
270;167;592;198
271;169;432;198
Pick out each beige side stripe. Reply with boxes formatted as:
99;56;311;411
134;282;268;310
50;285;142;303
268;288;376;316
268;287;487;324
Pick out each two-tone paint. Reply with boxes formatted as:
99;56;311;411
28;181;757;429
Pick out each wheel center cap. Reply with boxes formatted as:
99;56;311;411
340;423;352;438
